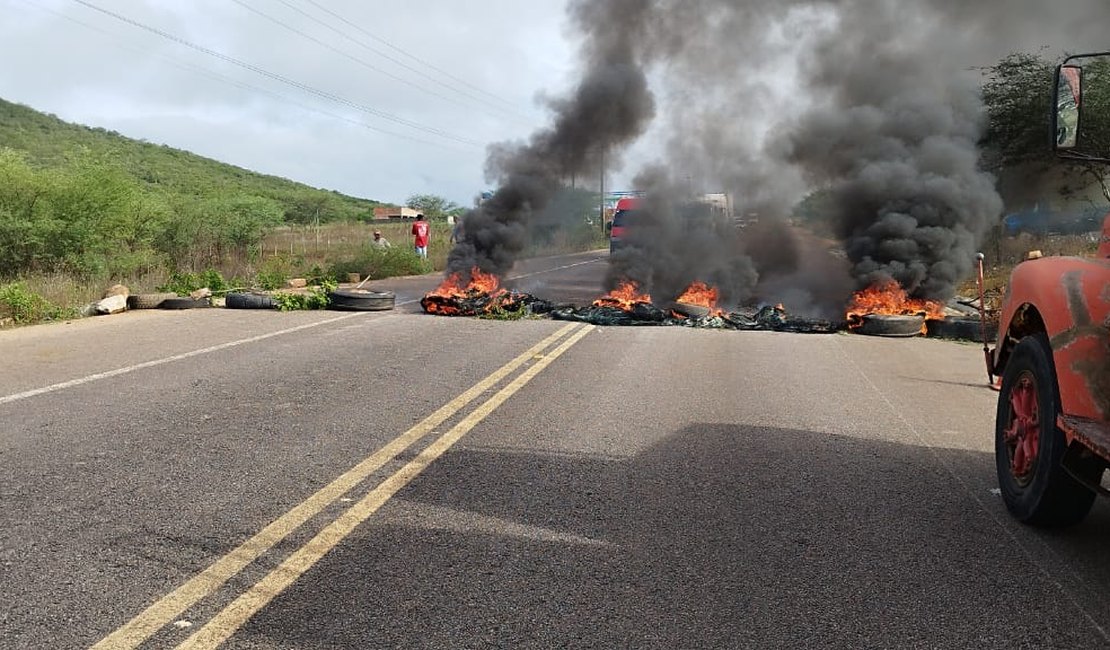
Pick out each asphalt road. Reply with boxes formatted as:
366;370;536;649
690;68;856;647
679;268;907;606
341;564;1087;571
2;249;1109;649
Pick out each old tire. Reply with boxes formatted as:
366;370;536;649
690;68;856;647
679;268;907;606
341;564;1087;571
328;289;395;312
127;293;178;310
225;292;276;310
671;302;712;319
926;317;996;342
160;297;211;310
995;334;1095;526
853;313;924;337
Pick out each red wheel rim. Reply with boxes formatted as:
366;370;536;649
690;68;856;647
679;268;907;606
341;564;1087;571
1003;371;1040;485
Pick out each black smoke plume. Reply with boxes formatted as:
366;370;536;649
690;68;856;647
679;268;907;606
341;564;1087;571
447;0;1103;308
447;0;655;276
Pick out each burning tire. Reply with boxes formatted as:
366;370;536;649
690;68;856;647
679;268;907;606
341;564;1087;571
328;289;395;311
852;313;924;337
994;334;1096;526
671;302;712;319
225;292;277;310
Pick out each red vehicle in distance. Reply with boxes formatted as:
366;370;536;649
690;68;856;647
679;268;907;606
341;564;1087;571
608;197;642;253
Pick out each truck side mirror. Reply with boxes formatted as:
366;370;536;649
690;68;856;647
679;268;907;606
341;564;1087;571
1052;52;1110;163
1054;65;1081;150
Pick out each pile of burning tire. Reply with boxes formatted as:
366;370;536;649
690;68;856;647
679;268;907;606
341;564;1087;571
421;268;991;340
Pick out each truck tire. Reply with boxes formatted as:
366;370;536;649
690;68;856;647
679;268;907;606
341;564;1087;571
994;334;1096;526
225;292;276;310
160;297;211;310
852;313;924;337
926;317;996;342
327;289;395;312
127;293;178;310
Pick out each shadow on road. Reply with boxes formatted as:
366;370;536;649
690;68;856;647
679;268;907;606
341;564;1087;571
241;424;1110;649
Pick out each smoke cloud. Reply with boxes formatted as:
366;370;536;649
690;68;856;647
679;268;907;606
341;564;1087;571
446;0;655;276
448;0;1103;310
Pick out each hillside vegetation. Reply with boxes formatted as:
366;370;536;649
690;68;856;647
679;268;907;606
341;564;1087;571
0;97;382;278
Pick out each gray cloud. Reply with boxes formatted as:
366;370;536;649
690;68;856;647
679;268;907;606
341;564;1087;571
0;0;571;204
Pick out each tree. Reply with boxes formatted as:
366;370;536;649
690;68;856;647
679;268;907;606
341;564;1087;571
981;52;1110;203
405;193;462;219
284;193;332;226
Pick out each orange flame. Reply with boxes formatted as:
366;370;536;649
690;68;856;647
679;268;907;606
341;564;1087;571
675;281;726;317
423;267;506;316
429;267;502;298
593;280;652;311
846;280;945;331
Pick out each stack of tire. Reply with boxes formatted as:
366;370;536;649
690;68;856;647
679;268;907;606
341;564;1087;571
125;289;396;312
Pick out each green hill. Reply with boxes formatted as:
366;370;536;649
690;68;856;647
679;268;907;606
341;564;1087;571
0;97;382;278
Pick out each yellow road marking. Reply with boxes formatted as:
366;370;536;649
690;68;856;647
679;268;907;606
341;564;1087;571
176;324;595;649
91;322;581;650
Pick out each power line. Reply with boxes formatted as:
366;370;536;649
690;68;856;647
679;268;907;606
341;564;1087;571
231;0;523;123
67;0;482;147
266;0;533;124
302;0;530;113
19;0;476;155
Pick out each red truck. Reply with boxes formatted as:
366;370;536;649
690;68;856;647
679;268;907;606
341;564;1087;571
608;197;642;253
989;52;1110;526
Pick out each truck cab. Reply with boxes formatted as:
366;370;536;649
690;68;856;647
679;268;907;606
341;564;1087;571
990;52;1110;526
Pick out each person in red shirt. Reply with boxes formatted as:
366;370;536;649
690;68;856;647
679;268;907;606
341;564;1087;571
411;214;430;258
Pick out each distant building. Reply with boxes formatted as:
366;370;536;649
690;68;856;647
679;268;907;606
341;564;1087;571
373;206;422;220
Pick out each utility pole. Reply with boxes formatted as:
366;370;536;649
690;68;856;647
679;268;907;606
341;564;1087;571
599;147;606;232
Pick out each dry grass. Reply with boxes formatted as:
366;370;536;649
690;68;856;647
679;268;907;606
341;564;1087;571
959;231;1100;304
261;221;453;272
11;270;174;308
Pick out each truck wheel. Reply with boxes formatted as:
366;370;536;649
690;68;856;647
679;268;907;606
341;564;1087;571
994;334;1095;526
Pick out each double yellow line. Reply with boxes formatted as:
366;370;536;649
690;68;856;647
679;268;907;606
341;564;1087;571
92;322;593;650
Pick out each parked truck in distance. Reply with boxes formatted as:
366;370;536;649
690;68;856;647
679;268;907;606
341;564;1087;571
606;193;734;254
989;51;1110;526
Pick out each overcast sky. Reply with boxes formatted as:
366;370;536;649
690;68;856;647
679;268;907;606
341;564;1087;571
0;0;580;206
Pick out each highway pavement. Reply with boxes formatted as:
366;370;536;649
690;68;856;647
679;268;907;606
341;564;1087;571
2;249;1109;649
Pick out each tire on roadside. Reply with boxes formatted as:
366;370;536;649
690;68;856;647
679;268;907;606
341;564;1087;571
160;297;212;310
852;313;924;337
225;292;277;310
926;317;997;342
994;334;1096;526
127;293;178;310
327;289;395;312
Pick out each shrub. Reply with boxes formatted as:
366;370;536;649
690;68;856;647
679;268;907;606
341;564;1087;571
271;282;333;311
0;282;76;323
157;268;231;295
305;264;334;286
328;246;429;281
256;257;292;290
